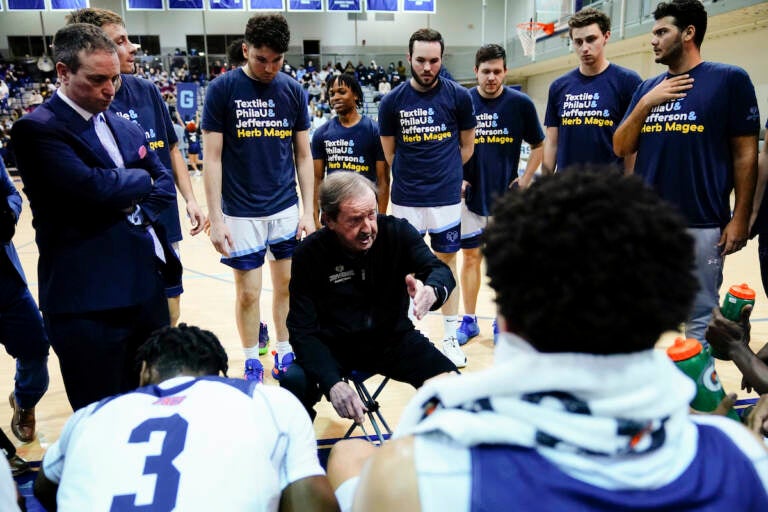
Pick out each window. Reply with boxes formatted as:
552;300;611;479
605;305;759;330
7;36;51;58
133;35;161;56
187;34;245;56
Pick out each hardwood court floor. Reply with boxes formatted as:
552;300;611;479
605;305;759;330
1;174;765;462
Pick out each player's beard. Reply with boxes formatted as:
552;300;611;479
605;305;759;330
655;37;683;66
411;66;438;89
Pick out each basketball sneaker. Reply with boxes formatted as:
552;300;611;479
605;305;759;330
456;315;480;345
258;321;270;356
271;350;295;380
442;335;467;368
244;358;264;383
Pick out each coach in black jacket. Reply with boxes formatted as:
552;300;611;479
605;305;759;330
283;171;458;421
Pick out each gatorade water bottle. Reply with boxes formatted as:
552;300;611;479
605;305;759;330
666;337;740;421
721;283;755;321
713;283;756;360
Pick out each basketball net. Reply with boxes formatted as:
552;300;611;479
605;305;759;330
516;21;555;60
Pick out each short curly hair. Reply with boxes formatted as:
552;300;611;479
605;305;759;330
244;13;290;54
484;171;697;354
136;323;229;381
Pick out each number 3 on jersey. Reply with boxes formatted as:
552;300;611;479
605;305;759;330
111;414;189;512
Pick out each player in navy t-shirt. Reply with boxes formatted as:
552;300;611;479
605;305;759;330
202;14;315;381
378;28;476;368
311;73;388;227
457;44;544;346
543;8;641;175
614;0;760;343
67;8;207;327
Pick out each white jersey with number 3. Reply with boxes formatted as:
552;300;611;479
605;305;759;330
43;376;323;511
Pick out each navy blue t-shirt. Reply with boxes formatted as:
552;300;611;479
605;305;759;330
378;79;476;207
311;115;385;184
202;69;310;217
545;64;641;171
110;74;182;243
465;87;544;216
628;62;760;228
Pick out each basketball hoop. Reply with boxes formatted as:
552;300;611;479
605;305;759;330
516;21;555;59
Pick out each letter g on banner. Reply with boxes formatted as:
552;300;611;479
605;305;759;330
176;82;199;122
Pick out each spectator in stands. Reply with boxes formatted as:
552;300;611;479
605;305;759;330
397;60;407;78
377;76;391;97
209;59;225;80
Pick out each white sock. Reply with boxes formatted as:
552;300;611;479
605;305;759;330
277;341;293;360
243;346;260;360
443;315;458;339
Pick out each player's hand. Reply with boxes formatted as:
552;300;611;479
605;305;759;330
742;339;768;393
710;393;738;417
514;174;533;190
706;305;752;362
297;212;316;240
329;381;367;424
745;394;768;437
185;199;207;236
719;217;749;255
461;180;470;199
406;274;436;320
208;219;234;257
642;74;694;108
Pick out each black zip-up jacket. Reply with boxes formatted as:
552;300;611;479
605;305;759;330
287;214;454;394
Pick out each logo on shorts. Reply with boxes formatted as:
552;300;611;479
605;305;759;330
446;230;459;243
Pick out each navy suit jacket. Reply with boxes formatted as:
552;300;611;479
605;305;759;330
0;159;27;285
10;93;180;314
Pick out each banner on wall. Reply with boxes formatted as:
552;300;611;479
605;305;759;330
209;0;244;10
249;0;283;9
287;0;321;11
328;0;360;11
7;0;44;10
176;83;199;122
365;0;395;12
403;0;433;13
168;0;202;8
51;0;89;9
127;0;163;10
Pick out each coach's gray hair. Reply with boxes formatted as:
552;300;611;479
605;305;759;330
320;172;378;221
54;23;117;74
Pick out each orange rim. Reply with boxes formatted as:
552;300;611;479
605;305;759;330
516;21;556;36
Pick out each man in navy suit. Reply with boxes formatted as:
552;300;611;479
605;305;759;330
11;23;179;411
0;158;49;443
